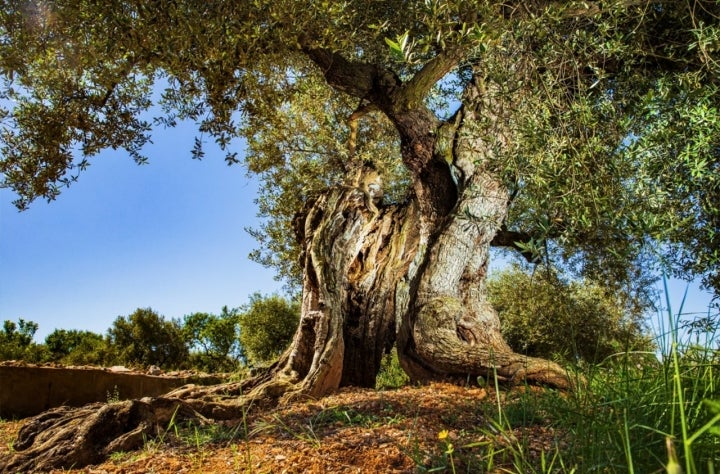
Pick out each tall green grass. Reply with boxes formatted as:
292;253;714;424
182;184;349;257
463;279;719;473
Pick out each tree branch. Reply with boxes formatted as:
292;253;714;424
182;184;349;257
490;226;538;263
299;38;399;107
299;38;461;223
401;46;465;109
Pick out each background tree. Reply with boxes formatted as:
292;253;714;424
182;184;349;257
108;308;188;369
183;306;243;372
44;329;113;366
238;293;300;366
1;319;36;347
488;265;655;364
2;2;720;470
0;318;47;362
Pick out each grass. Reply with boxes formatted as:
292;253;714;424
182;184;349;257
105;385;121;404
452;279;719;474
376;348;410;390
119;385;260;473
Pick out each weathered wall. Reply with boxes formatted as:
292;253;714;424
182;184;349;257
0;366;222;418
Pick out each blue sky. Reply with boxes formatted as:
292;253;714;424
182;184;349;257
0;121;283;341
0;118;716;343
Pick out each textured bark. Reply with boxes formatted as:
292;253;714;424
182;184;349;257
0;160;570;473
0;185;422;473
1;398;207;473
2;48;575;474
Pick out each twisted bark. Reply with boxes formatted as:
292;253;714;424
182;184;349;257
2;47;574;474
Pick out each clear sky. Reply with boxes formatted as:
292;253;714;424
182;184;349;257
0;117;716;343
0;121;283;341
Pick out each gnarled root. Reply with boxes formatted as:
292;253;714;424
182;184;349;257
2;397;207;473
403;296;576;390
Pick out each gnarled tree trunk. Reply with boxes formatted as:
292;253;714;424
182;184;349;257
2;52;574;474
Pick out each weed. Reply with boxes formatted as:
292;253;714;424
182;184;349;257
105;385;121;404
107;450;137;464
260;413;322;448
376;348;410;389
464;280;720;473
437;430;456;474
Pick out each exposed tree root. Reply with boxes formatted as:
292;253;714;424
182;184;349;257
2;397;207;473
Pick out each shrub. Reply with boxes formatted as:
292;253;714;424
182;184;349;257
487;265;654;363
108;308;188;369
0;319;48;362
45;329;114;366
238;293;300;365
183;306;243;372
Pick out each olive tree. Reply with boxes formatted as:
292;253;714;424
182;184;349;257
2;2;719;471
0;318;46;362
183;306;243;372
108;308;188;369
45;329;112;366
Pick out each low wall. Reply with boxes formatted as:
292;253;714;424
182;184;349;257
0;365;222;419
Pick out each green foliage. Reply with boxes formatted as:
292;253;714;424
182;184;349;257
108;308;188;369
375;348;410;390
0;318;47;362
1;1;719;294
629;79;720;291
238;293;299;365
244;73;407;289
44;329;113;366
1;319;36;346
487;265;654;363
459;323;719;472
183;306;243;372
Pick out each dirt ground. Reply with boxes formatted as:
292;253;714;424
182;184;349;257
1;382;565;473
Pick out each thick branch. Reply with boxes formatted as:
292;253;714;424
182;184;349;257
300;41;459;223
402;46;465;109
300;38;464;117
299;39;399;110
490;226;538;263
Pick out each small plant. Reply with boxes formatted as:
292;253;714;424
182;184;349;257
376;348;410;389
105;385;121;404
107;450;136;464
261;413;322;448
142;404;181;455
437;430;457;474
2;421;16;456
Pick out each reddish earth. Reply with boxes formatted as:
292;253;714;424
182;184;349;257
1;383;565;473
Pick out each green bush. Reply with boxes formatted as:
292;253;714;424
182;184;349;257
108;308;188;369
183;306;243;372
487;265;654;363
0;319;48;362
238;293;300;365
45;329;114;366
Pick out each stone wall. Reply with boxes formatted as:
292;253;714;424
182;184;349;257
0;365;222;418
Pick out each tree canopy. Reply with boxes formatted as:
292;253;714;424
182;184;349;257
238;293;300;365
2;1;718;295
183;306;244;372
108;307;188;368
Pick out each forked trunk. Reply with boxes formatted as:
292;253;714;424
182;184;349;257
1;66;573;474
